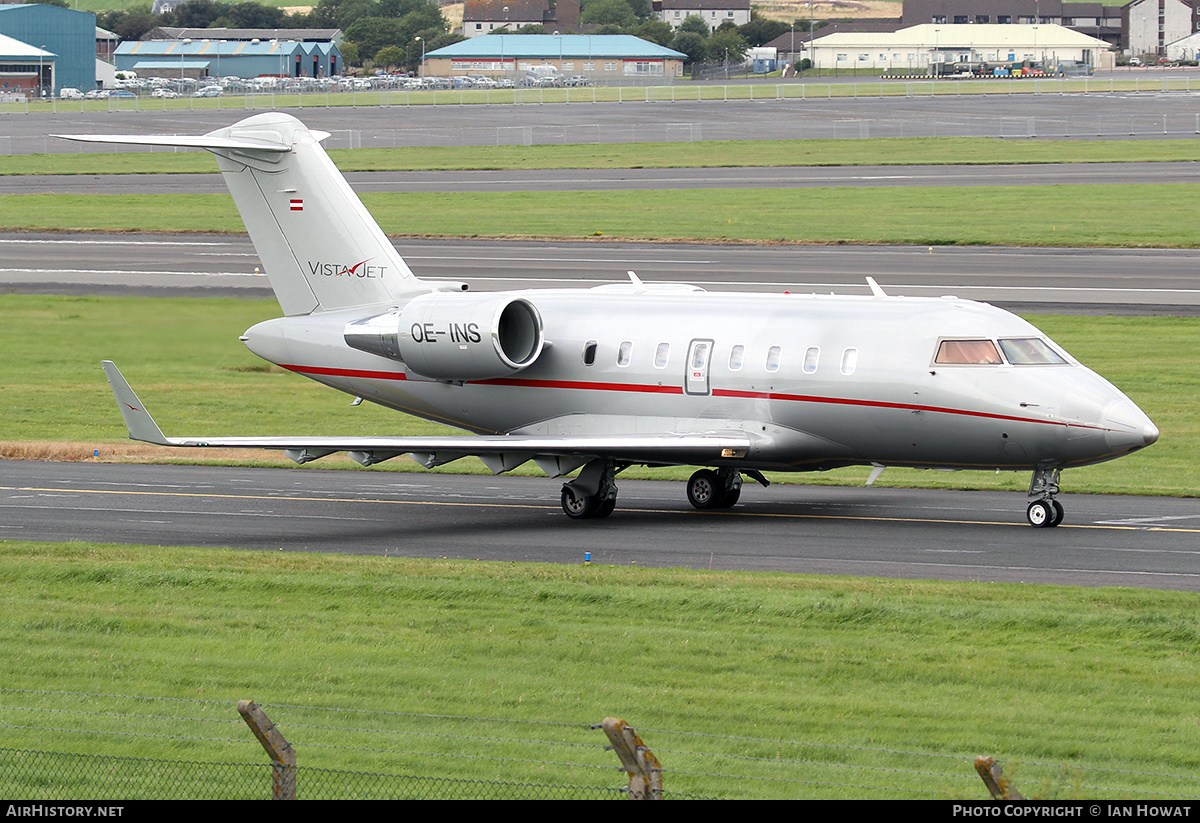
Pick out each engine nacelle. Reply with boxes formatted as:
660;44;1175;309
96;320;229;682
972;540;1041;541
344;293;544;381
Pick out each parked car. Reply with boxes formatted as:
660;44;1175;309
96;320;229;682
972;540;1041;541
108;90;137;98
151;88;181;98
59;87;84;100
193;86;223;98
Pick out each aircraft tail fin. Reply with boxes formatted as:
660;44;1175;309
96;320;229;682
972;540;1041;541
57;113;426;316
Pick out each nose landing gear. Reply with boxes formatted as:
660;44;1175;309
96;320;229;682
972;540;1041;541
1027;467;1064;528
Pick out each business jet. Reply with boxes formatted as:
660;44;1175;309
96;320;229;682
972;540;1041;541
61;113;1159;528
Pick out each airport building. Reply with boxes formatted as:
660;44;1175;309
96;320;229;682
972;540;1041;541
0;3;96;93
115;38;344;80
807;23;1110;71
423;34;687;82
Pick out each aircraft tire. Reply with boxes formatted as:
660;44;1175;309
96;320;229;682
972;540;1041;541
717;485;741;508
1026;500;1055;528
596;496;617;518
687;469;720;509
561;486;600;519
1049;499;1064;527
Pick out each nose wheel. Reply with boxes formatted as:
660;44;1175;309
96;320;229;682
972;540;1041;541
1027;467;1064;528
1026;498;1064;528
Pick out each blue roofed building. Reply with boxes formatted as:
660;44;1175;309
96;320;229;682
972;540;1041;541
0;3;95;94
423;35;687;84
115;38;343;80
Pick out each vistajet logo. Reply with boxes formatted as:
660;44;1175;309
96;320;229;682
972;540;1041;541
307;259;387;279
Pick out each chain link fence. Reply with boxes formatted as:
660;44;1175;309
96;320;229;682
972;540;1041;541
0;748;631;800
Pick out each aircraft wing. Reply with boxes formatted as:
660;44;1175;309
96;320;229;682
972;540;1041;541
102;361;753;474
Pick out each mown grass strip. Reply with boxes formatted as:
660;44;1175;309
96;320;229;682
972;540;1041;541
8;137;1200;176
0;540;1197;799
1;185;1199;248
0;296;1191;496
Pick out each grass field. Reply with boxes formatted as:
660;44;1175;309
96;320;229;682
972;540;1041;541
1;541;1198;799
3;184;1200;247
9;137;1200;176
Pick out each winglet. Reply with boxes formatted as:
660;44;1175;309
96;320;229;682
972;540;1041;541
101;361;170;445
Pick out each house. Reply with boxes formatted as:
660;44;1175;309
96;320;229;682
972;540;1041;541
462;0;580;37
656;0;751;32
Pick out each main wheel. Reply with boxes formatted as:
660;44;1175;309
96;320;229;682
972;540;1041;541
595;496;617;519
1048;499;1064;527
1027;500;1055;528
687;469;720;509
716;484;741;508
561;486;599;520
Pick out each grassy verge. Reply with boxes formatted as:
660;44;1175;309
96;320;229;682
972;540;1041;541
1;541;1198;799
9;137;1200;176
2;184;1200;247
0;295;1191;497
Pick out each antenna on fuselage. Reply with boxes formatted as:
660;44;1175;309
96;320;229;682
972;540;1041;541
866;277;888;298
627;271;648;294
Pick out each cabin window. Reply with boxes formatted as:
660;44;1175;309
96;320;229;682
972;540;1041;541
690;342;709;370
654;342;670;368
583;340;598;366
934;339;1002;365
617;340;632;367
728;344;745;371
841;348;858;376
803;346;819;374
765;346;782;373
998;338;1068;365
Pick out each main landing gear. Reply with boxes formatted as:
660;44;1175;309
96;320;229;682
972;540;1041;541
686;468;742;509
560;459;621;520
1026;467;1064;528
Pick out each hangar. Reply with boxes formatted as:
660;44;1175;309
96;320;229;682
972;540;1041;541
115;38;343;80
808;23;1111;71
0;3;95;94
0;32;53;95
423;34;687;83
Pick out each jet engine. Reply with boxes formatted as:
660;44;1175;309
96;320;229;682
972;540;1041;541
344;293;544;381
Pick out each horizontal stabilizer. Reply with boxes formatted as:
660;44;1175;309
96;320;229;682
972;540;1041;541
52;133;297;152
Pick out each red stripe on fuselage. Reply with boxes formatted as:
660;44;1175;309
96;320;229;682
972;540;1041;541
278;364;1099;430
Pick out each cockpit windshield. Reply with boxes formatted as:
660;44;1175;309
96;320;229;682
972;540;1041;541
997;337;1068;365
935;339;1002;365
935;338;1068;366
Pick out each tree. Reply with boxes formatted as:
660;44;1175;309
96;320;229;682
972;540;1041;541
344;16;404;61
705;28;747;63
213;2;289;28
163;0;222;28
580;0;636;28
374;45;405;68
738;14;789;47
678;14;710;37
628;19;673;46
669;30;706;64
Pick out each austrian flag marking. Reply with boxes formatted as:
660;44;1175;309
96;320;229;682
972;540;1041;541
290;199;303;211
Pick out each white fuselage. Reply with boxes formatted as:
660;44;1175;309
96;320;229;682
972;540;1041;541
242;287;1158;475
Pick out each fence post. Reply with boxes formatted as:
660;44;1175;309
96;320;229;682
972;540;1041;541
974;755;1023;800
600;717;662;799
238;700;297;800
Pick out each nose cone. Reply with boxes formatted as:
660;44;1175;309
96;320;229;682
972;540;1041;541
1103;399;1159;454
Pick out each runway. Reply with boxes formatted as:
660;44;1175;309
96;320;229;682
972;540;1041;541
1;231;1197;314
3;461;1198;590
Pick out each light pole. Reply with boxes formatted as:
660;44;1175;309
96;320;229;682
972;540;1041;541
180;37;190;82
414;36;424;76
